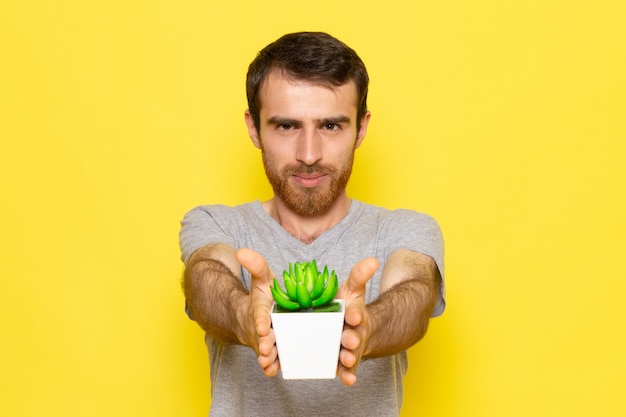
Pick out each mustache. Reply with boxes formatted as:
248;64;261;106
284;162;336;175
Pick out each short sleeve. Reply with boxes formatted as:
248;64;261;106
383;210;446;317
179;205;238;265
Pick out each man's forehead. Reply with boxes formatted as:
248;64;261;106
260;69;357;96
258;71;358;116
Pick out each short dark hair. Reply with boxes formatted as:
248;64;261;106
246;32;369;132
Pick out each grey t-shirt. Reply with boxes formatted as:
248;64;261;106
179;200;445;417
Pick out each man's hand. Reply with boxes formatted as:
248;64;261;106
235;248;280;377
335;257;380;386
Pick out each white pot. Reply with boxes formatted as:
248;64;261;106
270;299;345;379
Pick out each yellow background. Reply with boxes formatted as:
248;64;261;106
1;1;624;416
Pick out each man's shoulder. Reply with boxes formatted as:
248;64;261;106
185;200;259;218
354;200;439;225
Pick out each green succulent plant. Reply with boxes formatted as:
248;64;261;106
270;259;340;312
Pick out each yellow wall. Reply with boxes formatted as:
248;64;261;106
1;1;624;416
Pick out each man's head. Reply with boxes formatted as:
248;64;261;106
246;32;369;133
244;32;371;218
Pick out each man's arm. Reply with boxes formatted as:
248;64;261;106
366;249;439;357
182;244;279;375
336;249;440;385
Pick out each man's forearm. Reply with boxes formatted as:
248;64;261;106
364;277;437;358
183;257;248;345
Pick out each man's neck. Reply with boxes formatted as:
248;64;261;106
261;195;352;244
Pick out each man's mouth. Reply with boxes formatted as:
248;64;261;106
292;173;328;188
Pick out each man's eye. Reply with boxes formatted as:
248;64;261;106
277;124;293;131
323;123;339;131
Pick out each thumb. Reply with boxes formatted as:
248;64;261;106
338;257;379;328
236;248;272;285
236;248;273;336
345;257;380;293
338;257;380;299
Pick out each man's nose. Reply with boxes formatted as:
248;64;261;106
296;128;322;166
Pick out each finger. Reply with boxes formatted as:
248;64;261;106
236;248;273;284
257;329;276;356
347;257;380;291
254;306;272;336
338;258;380;300
341;328;361;351
344;303;364;327
337;364;357;386
262;357;281;377
339;348;357;368
237;248;274;335
257;343;278;368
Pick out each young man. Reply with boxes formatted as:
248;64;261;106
180;32;445;417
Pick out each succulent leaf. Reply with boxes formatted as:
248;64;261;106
271;260;339;310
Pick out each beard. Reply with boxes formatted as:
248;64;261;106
262;151;355;217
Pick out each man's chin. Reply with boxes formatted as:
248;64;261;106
283;194;335;217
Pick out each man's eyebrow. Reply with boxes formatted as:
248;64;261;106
266;116;351;126
317;116;351;125
267;116;301;126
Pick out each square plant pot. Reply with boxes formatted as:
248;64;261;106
271;299;345;379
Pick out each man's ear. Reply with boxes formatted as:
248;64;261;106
244;110;262;149
355;111;371;149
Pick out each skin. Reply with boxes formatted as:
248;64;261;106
244;70;370;242
183;70;440;386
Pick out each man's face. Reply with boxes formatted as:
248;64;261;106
245;71;370;217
